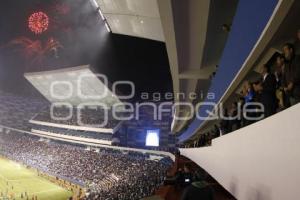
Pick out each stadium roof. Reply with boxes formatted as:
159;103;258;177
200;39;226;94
24;65;124;108
94;0;164;41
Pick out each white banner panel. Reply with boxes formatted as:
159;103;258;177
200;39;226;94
181;104;300;200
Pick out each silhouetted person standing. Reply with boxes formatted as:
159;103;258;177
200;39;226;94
282;43;300;105
260;64;278;118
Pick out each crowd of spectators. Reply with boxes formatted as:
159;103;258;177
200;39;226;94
0;91;47;130
34;106;120;129
0;131;173;200
220;39;300;133
192;29;300;148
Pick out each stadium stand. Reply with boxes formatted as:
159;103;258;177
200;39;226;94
0;91;47;131
0;131;173;200
1;0;300;199
188;25;300;149
32;106;121;129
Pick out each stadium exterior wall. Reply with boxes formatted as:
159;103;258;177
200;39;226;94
180;103;300;200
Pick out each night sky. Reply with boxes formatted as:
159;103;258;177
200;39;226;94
0;0;173;100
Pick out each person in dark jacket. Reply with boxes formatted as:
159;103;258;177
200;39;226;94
275;54;289;109
220;108;230;134
181;170;214;200
260;64;278;118
282;43;300;105
229;102;242;131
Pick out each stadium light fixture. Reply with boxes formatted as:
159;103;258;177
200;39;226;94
91;0;106;21
90;0;110;32
105;22;111;32
90;0;99;8
98;7;106;21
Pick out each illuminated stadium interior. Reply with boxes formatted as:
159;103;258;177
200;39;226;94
0;0;300;200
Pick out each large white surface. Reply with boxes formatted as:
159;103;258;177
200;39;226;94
180;103;300;200
24;65;123;108
95;0;164;41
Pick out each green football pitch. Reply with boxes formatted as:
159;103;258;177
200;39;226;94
0;157;73;200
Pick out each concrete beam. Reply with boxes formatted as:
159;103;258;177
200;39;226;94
179;67;216;80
